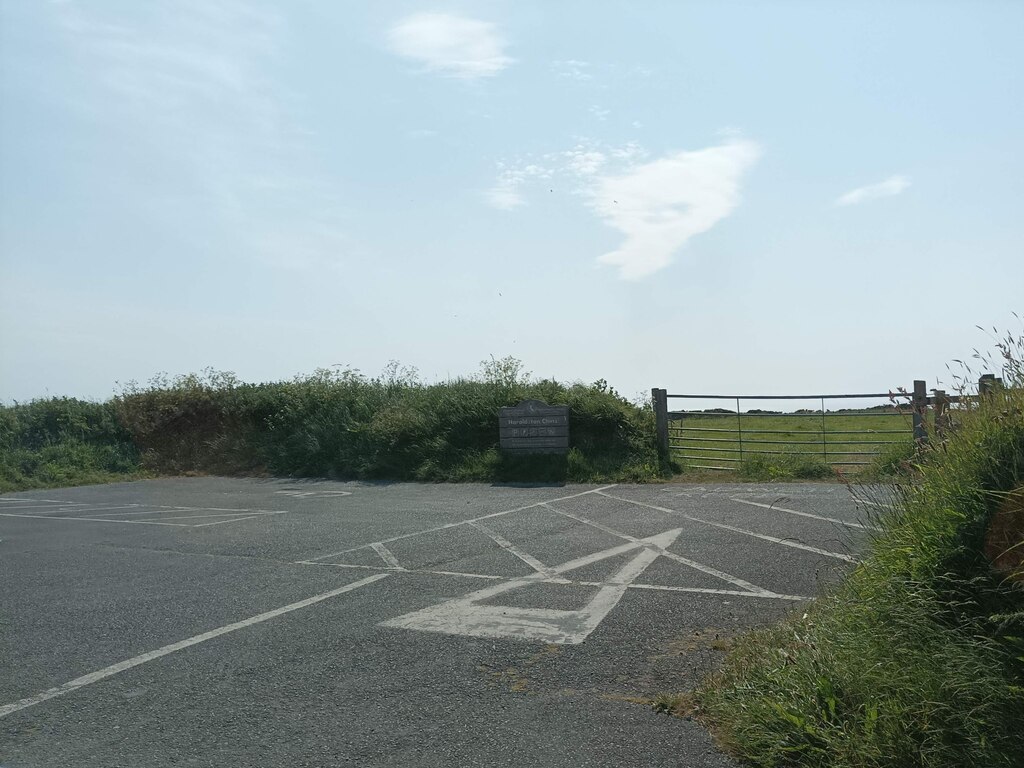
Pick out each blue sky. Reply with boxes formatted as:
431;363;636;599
1;1;1022;404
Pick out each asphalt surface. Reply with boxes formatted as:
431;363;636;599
0;478;879;767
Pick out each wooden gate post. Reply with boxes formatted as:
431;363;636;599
912;380;928;447
652;388;669;458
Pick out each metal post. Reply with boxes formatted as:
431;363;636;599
735;397;743;463
820;397;828;464
912;380;928;447
933;390;948;440
652;388;669;458
979;373;998;396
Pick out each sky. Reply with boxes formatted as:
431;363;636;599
1;0;1022;406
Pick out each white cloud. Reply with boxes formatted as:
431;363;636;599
387;13;512;79
485;164;552;210
835;175;911;206
53;1;351;270
589;105;610;121
589;139;761;280
484;138;759;278
563;146;606;176
552;59;591;81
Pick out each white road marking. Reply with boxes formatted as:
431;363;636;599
0;513;190;527
0;573;390;720
190;515;268;528
113;511;286;523
576;582;809;601
0;503;98;512
542;504;773;595
275;490;352;499
298;560;809;599
853;498;894;510
77;508;195;518
381;528;683;644
0;510;281;529
302;484;619;563
729;498;879;531
0;498;88;506
370;542;403;569
298;561;508;581
596;492;857;563
467;520;554;576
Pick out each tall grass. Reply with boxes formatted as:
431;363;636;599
697;329;1024;767
0;398;141;492
0;359;665;491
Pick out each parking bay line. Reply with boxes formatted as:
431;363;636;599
0;573;390;720
301;484;620;564
0;513;192;527
299;560;809;600
729;498;880;531
542;503;774;596
596;492;857;563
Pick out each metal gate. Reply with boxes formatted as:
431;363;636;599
651;377;999;471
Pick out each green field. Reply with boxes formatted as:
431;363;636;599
669;409;918;473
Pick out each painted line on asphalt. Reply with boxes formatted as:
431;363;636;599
0;513;191;527
190;515;269;528
729;498;880;531
542;503;775;595
300;484;619;563
467;520;554;576
853;498;894;510
381;529;683;644
0;573;390;720
577;582;810;601
370;542;402;569
596;492;858;563
297;561;507;580
117;511;287;523
0;503;99;512
0;498;89;506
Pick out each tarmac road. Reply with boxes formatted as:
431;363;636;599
0;478;878;767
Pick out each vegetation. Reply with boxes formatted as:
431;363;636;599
696;329;1024;767
0;398;142;492
0;358;665;492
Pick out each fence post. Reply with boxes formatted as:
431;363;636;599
652;388;669;458
978;373;1000;396
912;380;928;448
933;390;949;440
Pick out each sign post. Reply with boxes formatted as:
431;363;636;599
498;400;570;454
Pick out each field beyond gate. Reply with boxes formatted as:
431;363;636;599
652;390;920;473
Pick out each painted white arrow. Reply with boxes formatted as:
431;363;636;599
380;528;683;644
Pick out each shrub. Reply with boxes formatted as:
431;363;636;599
739;454;834;480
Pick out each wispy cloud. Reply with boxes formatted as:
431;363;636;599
485;137;759;280
387;13;512;79
589;105;610;121
486;163;552;210
590;139;761;280
835;175;911;206
53;1;351;271
552;59;591;81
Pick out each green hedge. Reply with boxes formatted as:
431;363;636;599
1;362;664;490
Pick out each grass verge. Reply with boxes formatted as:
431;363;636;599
695;348;1024;766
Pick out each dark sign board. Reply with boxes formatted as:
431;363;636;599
498;399;570;454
